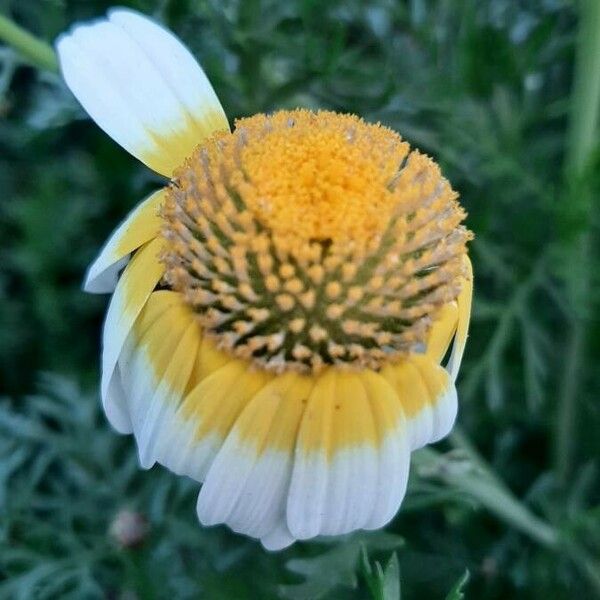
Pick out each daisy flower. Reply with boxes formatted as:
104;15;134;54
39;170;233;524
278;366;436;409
56;8;473;550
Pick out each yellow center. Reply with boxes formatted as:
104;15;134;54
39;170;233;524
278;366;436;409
161;109;472;374
236;111;408;247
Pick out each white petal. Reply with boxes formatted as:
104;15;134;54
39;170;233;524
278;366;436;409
56;9;228;177
261;521;296;551
103;364;132;434
320;446;379;536
429;383;458;444
286;451;328;540
226;450;292;539
196;432;258;528
406;406;435;451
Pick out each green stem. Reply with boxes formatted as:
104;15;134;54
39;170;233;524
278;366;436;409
565;0;600;176
555;0;600;486
414;433;600;595
413;444;558;550
0;12;58;72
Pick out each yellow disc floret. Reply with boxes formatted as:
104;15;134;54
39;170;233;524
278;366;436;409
161;109;472;373
236;111;409;250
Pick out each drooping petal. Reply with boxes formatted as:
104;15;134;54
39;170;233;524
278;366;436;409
196;373;313;546
174;360;272;481
447;255;473;381
101;237;165;431
104;288;255;482
84;190;165;294
360;371;411;530
120;293;201;468
261;521;296;552
56;8;229;177
284;370;335;540
315;373;379;537
112;289;269;481
286;370;409;540
187;366;411;547
410;355;458;444
381;354;457;450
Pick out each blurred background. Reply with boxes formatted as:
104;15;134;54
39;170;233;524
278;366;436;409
1;0;599;598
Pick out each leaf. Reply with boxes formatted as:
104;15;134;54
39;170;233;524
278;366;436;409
445;570;470;600
361;546;401;600
279;532;404;600
381;553;401;600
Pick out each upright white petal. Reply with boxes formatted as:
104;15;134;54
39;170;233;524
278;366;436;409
56;9;229;177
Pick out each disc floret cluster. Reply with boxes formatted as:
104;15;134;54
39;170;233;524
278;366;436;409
161;109;471;373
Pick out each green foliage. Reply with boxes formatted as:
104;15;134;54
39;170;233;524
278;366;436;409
279;534;402;600
361;548;401;600
1;0;599;598
445;570;470;600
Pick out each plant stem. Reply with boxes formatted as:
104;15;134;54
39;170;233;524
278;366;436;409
0;12;58;72
555;0;600;486
413;441;600;595
565;0;600;175
413;442;558;550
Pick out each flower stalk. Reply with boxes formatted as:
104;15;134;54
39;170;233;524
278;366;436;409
413;440;558;550
414;430;600;595
0;12;57;72
555;0;600;486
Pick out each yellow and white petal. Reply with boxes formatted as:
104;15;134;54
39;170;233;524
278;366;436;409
410;355;457;444
119;293;200;468
108;288;267;483
380;360;432;450
101;237;165;431
84;189;165;293
197;373;313;542
112;289;266;481
284;370;335;540
56;8;229;177
286;370;409;540
360;371;411;530
172;359;272;481
381;355;457;450
447;255;473;381
316;373;379;537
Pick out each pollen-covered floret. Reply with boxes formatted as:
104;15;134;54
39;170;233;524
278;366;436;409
161;109;472;373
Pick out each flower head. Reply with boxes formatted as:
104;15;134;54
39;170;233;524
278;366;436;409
163;110;470;373
57;8;473;550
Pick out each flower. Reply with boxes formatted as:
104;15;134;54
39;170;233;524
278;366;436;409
56;8;473;551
